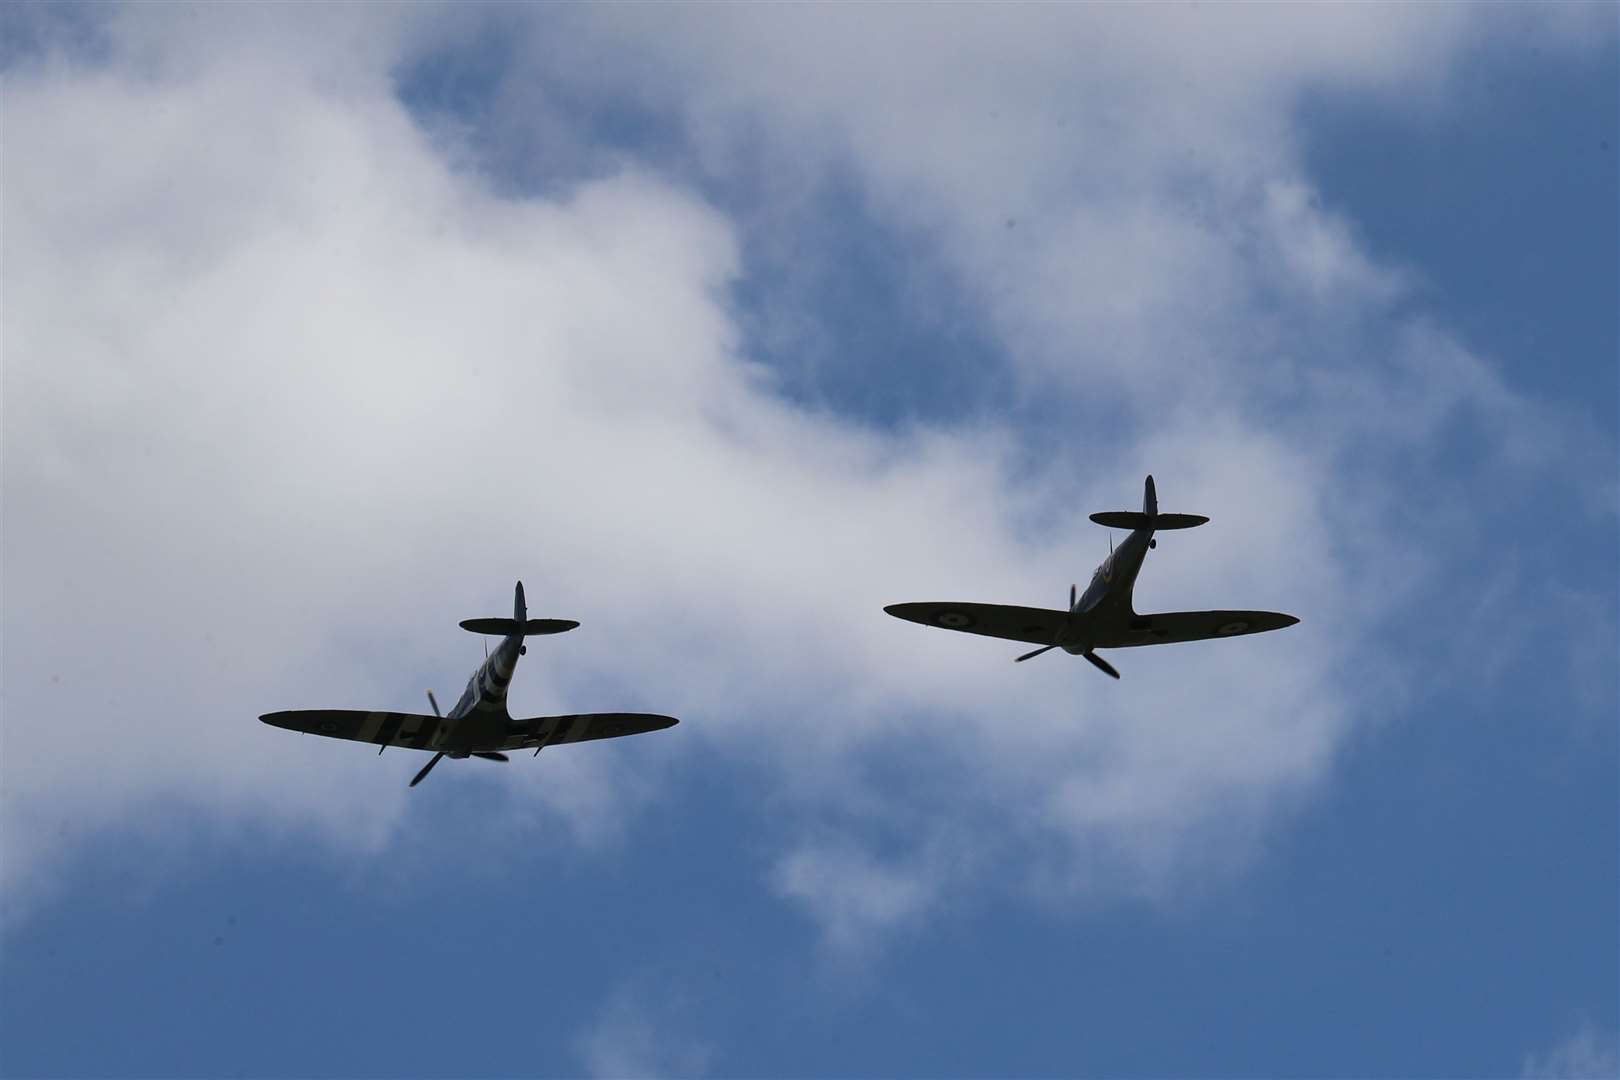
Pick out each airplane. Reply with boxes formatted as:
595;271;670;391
884;476;1298;679
260;582;678;786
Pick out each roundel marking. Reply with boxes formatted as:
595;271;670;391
933;610;975;629
1216;621;1250;636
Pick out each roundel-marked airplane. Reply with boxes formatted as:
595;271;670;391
884;476;1299;679
260;582;678;786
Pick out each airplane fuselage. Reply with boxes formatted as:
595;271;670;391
1062;526;1153;653
439;630;525;753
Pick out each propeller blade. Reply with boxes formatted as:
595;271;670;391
471;752;508;762
409;752;446;787
1082;651;1121;679
1015;644;1059;662
426;690;442;717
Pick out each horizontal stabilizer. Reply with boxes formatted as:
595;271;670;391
459;617;579;636
1088;511;1208;530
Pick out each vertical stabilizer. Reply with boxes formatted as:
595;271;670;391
1143;475;1158;518
514;581;527;623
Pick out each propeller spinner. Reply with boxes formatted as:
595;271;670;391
1013;583;1120;677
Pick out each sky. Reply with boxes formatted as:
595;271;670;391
1;4;1616;1077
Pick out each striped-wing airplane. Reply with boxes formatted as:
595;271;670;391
884;476;1299;679
260;582;678;786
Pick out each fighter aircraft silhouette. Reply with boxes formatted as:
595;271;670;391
884;476;1298;678
260;582;678;786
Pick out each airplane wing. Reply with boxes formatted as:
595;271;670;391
261;709;679;752
883;602;1069;646
503;712;679;750
260;710;448;748
1093;609;1299;648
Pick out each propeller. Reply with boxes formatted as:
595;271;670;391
1019;584;1081;663
404;691;450;782
1015;585;1120;676
1082;651;1120;679
410;752;445;787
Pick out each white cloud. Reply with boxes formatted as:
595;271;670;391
487;2;1614;944
2;5;1608;944
1523;1021;1620;1080
579;977;714;1078
771;837;963;957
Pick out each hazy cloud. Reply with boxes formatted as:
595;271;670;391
1523;1021;1620;1080
579;976;714;1078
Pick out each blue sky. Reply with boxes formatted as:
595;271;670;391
2;6;1615;1078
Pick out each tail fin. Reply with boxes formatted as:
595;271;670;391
1143;475;1158;517
514;580;527;623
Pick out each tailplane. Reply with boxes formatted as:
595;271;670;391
1089;475;1209;531
461;581;578;636
459;618;579;636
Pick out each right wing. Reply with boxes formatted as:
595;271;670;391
501;712;679;751
883;602;1069;646
1094;609;1299;648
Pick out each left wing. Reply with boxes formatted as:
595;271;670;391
1093;609;1299;648
883;602;1069;646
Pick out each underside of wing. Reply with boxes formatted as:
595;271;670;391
1094;609;1299;648
884;602;1069;646
259;709;446;748
501;712;680;750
